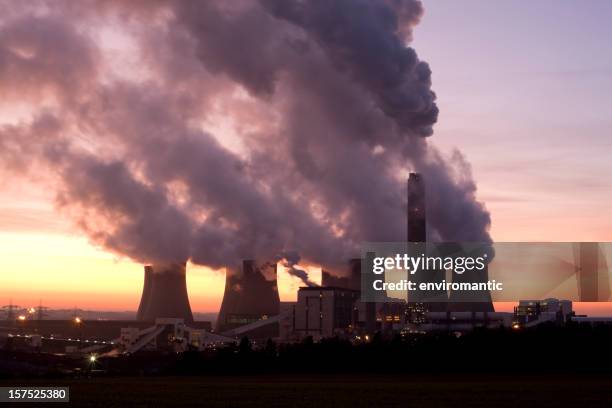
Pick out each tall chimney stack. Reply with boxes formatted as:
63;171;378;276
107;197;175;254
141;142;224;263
406;173;448;312
407;173;426;242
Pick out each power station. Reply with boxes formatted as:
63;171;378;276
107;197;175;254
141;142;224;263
125;172;612;342
130;172;497;338
5;174;611;355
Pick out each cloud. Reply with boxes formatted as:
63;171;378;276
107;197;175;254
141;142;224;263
0;0;491;278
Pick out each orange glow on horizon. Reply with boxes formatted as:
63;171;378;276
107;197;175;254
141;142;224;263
1;207;611;316
0;231;323;313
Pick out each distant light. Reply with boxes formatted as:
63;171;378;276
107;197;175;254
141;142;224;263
364;335;370;341
28;307;36;314
74;317;82;324
89;355;97;363
17;315;26;321
512;323;520;330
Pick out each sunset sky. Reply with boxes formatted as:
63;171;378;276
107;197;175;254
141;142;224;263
1;0;611;316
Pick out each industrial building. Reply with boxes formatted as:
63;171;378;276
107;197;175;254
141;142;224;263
118;318;231;353
422;311;512;331
513;298;573;327
279;173;501;340
570;316;612;326
0;316;213;354
292;287;360;339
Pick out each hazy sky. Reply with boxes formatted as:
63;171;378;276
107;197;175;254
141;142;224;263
416;0;612;242
1;0;611;314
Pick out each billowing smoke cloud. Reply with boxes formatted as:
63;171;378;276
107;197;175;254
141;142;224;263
0;0;490;279
262;0;438;135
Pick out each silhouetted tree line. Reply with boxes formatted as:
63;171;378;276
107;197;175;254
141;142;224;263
136;322;612;375
3;322;612;378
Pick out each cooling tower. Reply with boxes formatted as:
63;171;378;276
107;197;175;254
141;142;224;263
139;262;194;323
216;260;280;332
321;259;360;290
136;265;153;320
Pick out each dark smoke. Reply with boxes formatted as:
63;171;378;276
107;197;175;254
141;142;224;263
286;266;318;288
280;251;318;287
262;0;438;136
0;1;491;281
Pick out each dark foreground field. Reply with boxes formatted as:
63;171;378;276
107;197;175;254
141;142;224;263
2;374;612;407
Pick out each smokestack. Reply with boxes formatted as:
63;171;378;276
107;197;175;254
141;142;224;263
407;173;426;243
216;260;280;332
407;173;493;312
136;265;153;320
406;173;448;311
140;262;194;323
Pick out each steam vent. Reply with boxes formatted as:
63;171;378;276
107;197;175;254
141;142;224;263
137;262;194;323
216;260;280;332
